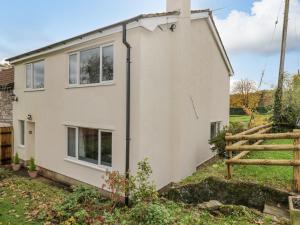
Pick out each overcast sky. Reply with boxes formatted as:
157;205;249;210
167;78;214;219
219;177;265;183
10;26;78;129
1;0;300;89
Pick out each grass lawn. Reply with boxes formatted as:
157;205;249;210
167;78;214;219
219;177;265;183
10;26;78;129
230;114;271;126
183;139;293;191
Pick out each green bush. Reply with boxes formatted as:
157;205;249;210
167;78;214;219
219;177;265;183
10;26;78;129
130;158;158;204
130;202;173;225
209;122;244;158
13;152;20;164
28;157;36;171
53;185;105;222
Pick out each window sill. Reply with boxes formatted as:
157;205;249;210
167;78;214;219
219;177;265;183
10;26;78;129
66;82;115;89
18;145;25;148
24;88;45;92
64;157;111;172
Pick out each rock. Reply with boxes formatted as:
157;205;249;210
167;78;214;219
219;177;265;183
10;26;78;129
162;176;292;211
198;200;223;210
263;203;289;220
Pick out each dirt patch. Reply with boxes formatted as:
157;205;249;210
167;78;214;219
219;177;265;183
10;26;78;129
162;176;293;211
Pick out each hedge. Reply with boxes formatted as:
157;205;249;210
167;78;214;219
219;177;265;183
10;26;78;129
230;107;269;115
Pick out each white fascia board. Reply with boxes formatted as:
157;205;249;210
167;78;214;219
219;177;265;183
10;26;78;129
139;16;178;31
10;21;140;64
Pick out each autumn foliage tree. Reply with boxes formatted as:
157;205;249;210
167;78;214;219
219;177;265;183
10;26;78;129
232;79;259;113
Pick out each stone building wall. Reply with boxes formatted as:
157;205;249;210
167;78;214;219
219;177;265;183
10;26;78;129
0;89;13;124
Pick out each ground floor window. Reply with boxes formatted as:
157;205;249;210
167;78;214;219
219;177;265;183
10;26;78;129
210;121;221;139
19;120;25;146
67;126;112;167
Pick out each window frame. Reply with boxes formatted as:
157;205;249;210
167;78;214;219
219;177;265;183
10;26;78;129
25;60;45;90
210;121;221;139
19;120;25;147
68;43;114;87
66;126;112;169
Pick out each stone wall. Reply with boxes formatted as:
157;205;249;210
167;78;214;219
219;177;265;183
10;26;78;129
0;90;13;124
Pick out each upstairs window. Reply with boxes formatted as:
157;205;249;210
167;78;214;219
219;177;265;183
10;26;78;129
26;60;45;89
210;121;221;139
69;44;114;85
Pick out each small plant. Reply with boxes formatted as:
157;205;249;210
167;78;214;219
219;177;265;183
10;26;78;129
209;122;244;158
103;170;131;211
12;152;21;171
13;152;20;164
28;157;36;171
130;158;158;204
27;157;38;178
130;202;173;225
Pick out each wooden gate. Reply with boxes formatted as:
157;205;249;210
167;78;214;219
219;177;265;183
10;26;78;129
0;126;13;165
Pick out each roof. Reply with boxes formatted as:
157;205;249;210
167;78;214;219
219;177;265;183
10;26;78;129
7;9;233;75
0;68;14;86
7;10;210;62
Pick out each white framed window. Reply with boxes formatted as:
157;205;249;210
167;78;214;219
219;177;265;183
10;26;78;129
19;120;25;146
68;44;114;86
210;121;221;139
67;126;112;167
26;60;45;89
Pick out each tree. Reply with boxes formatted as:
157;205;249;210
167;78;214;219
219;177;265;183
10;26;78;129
232;79;259;112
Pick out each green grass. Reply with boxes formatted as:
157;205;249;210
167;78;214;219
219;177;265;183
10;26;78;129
183;139;293;191
230;114;271;125
0;168;67;224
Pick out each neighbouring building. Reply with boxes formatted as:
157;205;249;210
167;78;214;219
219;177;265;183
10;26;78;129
8;0;233;190
0;68;14;124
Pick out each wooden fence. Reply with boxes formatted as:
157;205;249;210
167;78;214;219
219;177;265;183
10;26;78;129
225;123;300;192
0;126;13;165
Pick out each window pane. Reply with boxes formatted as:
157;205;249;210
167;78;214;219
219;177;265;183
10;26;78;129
80;48;100;84
69;54;78;84
102;45;113;81
20;120;25;146
67;127;76;157
101;132;112;167
33;61;44;88
26;64;32;88
210;123;216;139
78;128;98;164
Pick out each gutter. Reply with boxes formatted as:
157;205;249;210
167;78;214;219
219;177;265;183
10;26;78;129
122;23;131;206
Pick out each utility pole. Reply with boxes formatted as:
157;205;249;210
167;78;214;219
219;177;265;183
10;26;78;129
274;0;290;124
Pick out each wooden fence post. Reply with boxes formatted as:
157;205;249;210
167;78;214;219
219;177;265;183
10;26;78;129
226;133;233;179
293;129;300;192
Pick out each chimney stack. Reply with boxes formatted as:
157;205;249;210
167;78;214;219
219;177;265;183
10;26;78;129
166;0;191;17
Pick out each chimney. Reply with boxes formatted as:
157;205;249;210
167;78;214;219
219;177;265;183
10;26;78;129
166;0;191;17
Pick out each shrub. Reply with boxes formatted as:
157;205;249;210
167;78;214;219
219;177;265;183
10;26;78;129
13;152;20;164
103;170;130;210
53;185;105;223
130;158;158;204
130;202;173;225
28;157;36;171
209;122;244;158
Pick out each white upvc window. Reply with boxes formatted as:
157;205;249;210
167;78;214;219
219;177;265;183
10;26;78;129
210;121;221;139
68;44;114;86
19;120;25;146
67;126;112;168
26;60;45;89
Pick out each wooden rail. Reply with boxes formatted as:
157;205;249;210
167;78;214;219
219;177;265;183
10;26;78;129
225;126;300;192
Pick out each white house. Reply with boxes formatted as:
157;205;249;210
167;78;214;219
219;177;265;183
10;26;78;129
8;0;232;191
